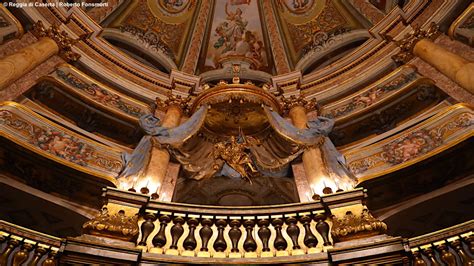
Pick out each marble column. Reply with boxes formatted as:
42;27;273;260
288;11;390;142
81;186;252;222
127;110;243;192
413;39;474;94
287;103;332;198
394;23;474;95
0;37;58;90
0;21;78;90
142;96;188;199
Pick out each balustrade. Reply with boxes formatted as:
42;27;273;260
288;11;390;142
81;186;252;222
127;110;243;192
0;221;61;266
407;220;474;266
135;202;334;259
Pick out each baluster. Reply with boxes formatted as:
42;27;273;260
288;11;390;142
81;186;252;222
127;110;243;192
257;219;271;252
228;219;242;254
285;216;300;250
138;213;156;246
0;237;20;265
466;234;473;254
12;241;34;266
0;233;6;243
28;245;48;266
199;218;213;252
423;247;441;266
451;239;473;266
300;215;318;249
169;217;185;250
183;218;198;251
243;219;257;253
272;218;288;251
213;219;228;253
152;214;171;249
412;250;427;266
42;249;58;266
437;243;456;266
314;213;332;246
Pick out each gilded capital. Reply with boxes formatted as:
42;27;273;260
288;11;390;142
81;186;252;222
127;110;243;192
31;21;80;62
156;93;192;115
392;22;440;64
281;95;319;114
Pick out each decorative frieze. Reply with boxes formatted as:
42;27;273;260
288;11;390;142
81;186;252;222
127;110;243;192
345;104;474;177
323;69;418;119
0;102;123;177
53;66;149;119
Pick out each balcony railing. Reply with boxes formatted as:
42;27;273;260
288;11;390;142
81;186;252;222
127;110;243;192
0;220;61;266
406;220;473;266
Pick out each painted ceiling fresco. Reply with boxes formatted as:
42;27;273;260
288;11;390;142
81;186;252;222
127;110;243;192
198;0;273;74
102;0;365;74
108;0;199;66
273;0;363;65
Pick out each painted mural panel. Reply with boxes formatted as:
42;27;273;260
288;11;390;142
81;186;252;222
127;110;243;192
200;0;272;73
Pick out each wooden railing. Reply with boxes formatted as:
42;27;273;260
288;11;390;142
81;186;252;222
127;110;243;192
406;220;474;266
0;220;61;266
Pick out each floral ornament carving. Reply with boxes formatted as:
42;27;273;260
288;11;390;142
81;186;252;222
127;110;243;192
383;129;442;165
392;22;440;64
302;27;351;55
55;69;145;118
82;207;139;242
286;1;347;53
31;21;80;62
120;25;175;61
331;208;387;242
281;95;319;114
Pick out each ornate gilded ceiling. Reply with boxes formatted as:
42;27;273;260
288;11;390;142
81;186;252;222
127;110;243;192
100;0;367;74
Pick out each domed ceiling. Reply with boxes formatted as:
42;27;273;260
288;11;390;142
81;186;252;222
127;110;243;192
96;0;373;75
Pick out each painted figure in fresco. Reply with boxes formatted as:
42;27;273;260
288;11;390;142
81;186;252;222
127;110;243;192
214;3;248;53
211;1;266;69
